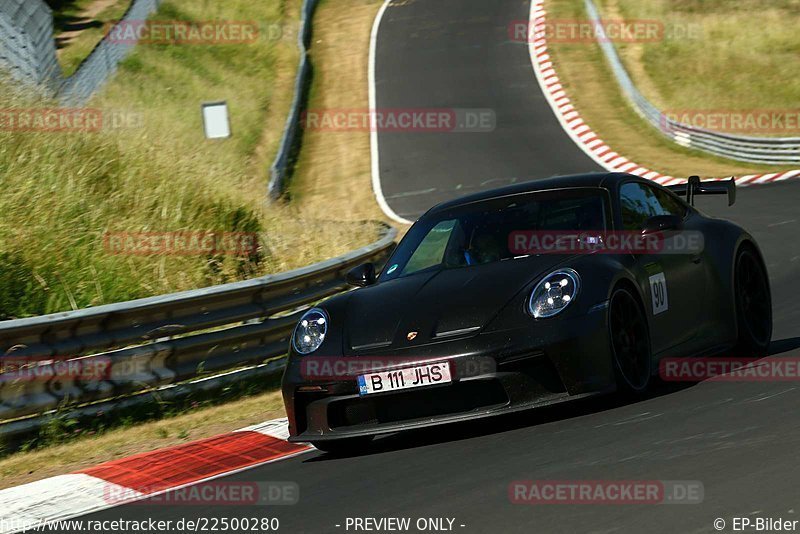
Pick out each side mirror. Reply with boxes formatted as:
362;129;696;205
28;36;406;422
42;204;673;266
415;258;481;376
642;214;683;234
346;263;376;287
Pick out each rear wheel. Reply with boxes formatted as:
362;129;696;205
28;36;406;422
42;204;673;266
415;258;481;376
734;247;772;356
609;287;652;393
311;436;373;455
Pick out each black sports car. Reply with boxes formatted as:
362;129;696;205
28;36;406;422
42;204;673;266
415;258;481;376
281;173;772;452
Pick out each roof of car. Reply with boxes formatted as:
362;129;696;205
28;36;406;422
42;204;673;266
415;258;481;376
427;172;642;215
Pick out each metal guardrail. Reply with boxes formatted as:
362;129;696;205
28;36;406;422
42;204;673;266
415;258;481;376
0;0;161;103
268;0;319;200
0;223;397;441
59;0;162;106
1;0;311;197
0;1;398;447
584;0;800;165
0;0;60;88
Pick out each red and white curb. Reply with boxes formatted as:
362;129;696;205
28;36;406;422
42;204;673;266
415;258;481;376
528;0;800;187
0;418;311;533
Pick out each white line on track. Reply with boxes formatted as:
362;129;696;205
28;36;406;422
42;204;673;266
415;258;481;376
386;188;438;199
768;219;797;227
740;387;797;404
369;0;414;225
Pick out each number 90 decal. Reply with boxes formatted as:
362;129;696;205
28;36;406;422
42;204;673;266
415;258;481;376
649;272;669;315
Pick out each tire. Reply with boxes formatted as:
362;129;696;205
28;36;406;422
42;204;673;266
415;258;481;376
311;436;373;455
734;246;772;356
609;286;652;394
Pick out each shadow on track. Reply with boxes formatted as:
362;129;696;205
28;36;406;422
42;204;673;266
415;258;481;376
768;336;800;355
305;336;800;461
303;383;696;461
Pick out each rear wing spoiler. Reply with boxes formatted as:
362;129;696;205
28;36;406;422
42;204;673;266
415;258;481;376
666;175;736;206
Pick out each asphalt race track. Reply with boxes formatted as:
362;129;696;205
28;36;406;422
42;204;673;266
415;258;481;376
76;0;800;532
372;0;599;220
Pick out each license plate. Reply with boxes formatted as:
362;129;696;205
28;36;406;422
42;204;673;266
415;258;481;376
357;362;452;396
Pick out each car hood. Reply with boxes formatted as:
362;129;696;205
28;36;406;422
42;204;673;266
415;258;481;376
343;254;573;353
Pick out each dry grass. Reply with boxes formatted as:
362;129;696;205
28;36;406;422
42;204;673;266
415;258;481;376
51;0;133;76
545;0;798;178
288;0;390;223
0;0;378;319
0;0;385;481
599;0;800;114
0;390;286;490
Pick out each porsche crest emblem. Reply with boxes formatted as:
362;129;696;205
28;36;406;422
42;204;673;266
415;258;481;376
406;331;418;341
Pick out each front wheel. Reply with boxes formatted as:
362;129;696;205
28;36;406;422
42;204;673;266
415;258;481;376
311;436;373;455
609;286;652;394
734;247;772;356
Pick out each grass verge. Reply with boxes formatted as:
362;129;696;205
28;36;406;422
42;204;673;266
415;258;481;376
546;0;799;177
0;0;385;481
597;0;800;122
47;0;133;77
0;0;378;319
288;0;390;223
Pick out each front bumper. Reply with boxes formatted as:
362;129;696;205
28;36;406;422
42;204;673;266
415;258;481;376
282;308;612;442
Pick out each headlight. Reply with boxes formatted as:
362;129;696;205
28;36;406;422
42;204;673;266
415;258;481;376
528;269;580;319
292;308;329;354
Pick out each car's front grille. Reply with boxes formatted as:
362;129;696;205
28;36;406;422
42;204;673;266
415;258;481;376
342;401;379;427
497;351;566;394
327;380;509;429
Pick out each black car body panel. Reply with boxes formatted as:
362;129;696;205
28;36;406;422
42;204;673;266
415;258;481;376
281;173;770;443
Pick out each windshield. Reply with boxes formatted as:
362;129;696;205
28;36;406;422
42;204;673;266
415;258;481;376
381;188;609;280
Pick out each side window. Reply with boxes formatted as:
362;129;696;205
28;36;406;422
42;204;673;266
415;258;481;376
652;188;688;218
401;219;457;275
619;182;670;230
